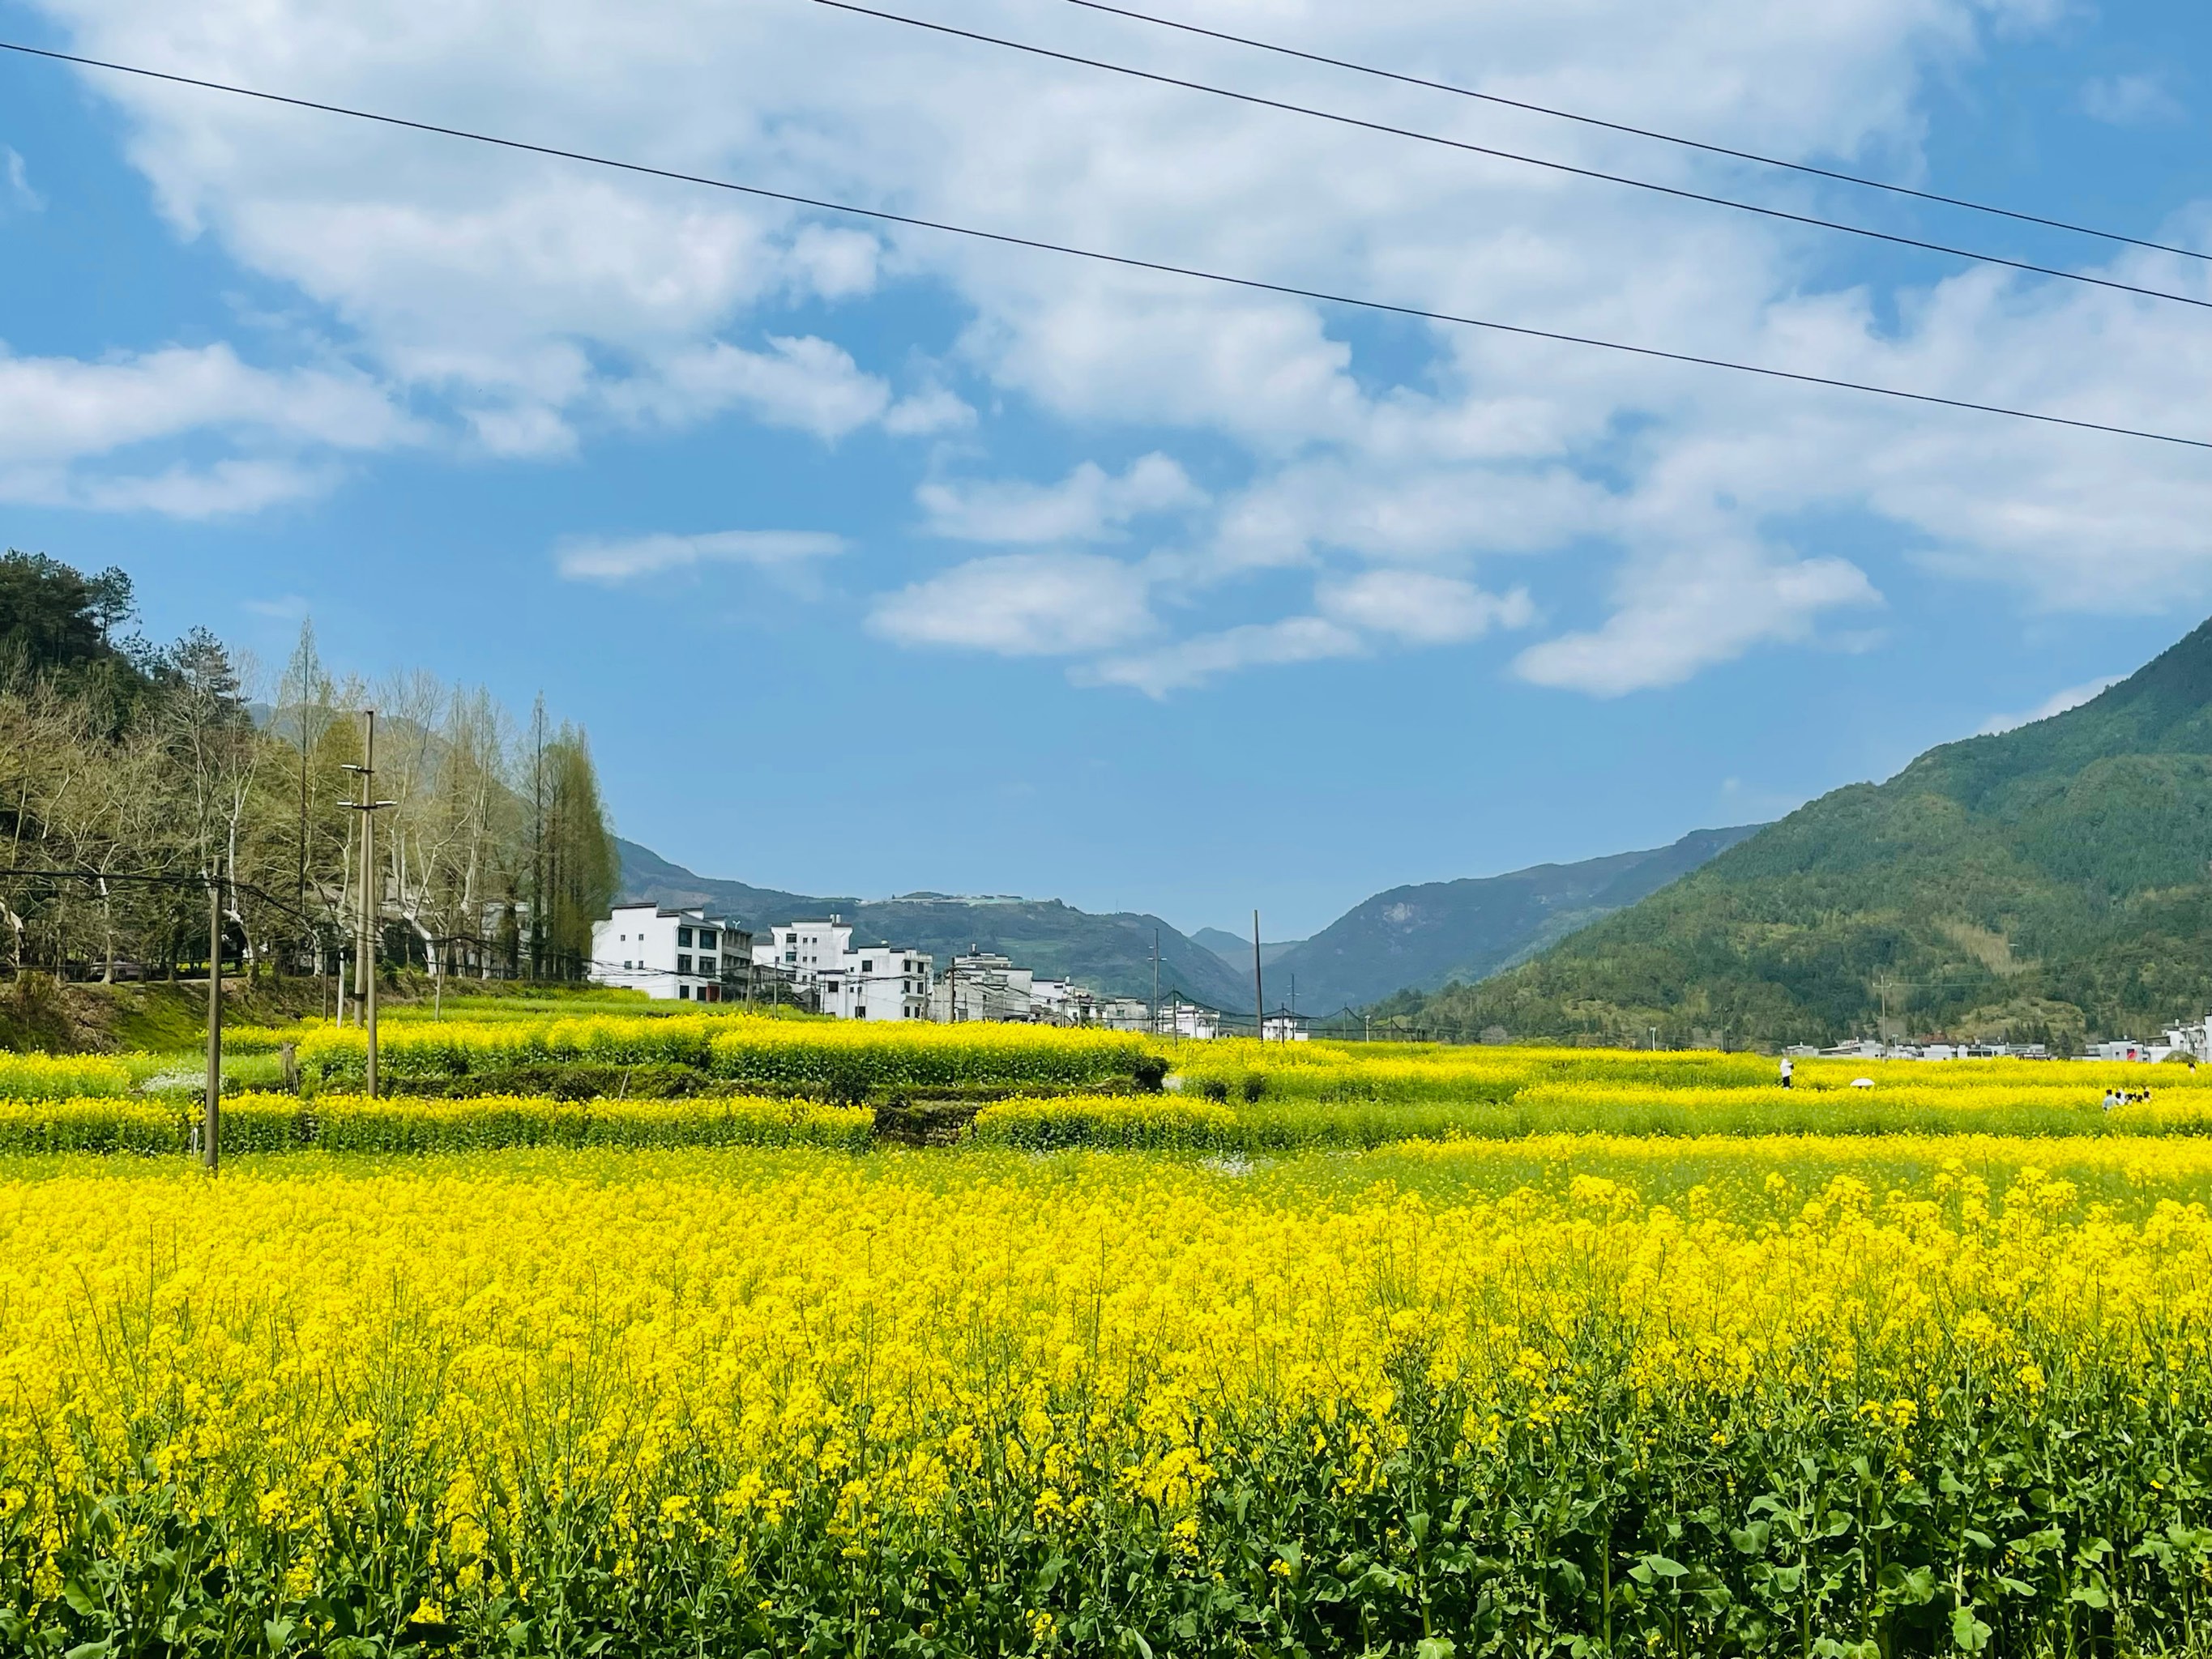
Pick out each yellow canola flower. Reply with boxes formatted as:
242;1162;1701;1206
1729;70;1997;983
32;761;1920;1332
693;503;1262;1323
287;1011;1151;1090
3;1139;2207;1560
0;1052;135;1101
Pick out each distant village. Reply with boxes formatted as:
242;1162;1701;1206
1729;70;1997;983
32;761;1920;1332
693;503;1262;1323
592;902;2211;1058
591;902;1314;1038
1791;1025;2212;1064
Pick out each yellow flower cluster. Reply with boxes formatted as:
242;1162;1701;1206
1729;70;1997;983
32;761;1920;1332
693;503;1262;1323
279;1011;1149;1089
4;1141;2204;1569
11;1128;2212;1646
0;1051;134;1100
0;1091;872;1154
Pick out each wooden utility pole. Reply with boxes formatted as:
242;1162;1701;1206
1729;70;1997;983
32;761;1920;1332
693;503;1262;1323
203;872;221;1172
1151;927;1160;1038
1252;910;1265;1043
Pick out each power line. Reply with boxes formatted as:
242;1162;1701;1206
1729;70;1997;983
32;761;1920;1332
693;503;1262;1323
1059;0;2212;268
811;0;2212;314
2;37;2206;452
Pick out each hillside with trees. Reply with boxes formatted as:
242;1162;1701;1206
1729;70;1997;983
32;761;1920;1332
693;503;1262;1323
1254;826;1759;1015
1387;615;2212;1051
0;551;617;1006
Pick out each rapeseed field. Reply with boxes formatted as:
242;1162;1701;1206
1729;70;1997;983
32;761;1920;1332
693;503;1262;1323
7;1021;2212;1654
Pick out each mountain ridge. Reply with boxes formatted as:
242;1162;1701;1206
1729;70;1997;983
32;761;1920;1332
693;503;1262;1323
616;839;1254;1010
1261;827;1762;1013
621;821;1761;1018
1397;616;2212;1049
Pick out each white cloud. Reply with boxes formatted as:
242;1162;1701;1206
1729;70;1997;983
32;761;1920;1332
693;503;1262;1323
0;343;412;463
23;0;2212;681
243;593;314;620
1085;616;1364;698
919;454;1204;544
465;401;576;459
556;528;848;584
3;148;42;212
1979;674;2124;735
883;385;976;437
868;552;1154;655
609;336;890;438
1514;547;1881;695
1319;571;1535;645
56;459;335;518
0;343;414;514
2082;74;2185;126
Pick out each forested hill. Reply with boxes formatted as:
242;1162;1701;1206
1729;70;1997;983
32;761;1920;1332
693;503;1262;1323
1394;616;2212;1050
1260;826;1760;1015
617;840;1253;1010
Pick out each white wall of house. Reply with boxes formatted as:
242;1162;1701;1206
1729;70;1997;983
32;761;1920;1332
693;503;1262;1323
751;917;931;1019
754;919;854;979
1165;1004;1219;1040
932;952;1037;1022
819;946;934;1021
591;903;744;1002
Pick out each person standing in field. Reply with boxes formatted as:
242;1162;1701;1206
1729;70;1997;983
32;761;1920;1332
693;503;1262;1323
1779;1056;1794;1090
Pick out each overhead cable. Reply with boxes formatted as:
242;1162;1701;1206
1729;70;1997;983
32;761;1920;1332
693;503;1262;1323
1060;0;2212;267
1;37;2205;451
809;0;2212;313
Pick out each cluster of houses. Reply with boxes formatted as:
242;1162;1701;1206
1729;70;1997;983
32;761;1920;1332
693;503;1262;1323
1791;1017;2212;1064
591;902;1155;1027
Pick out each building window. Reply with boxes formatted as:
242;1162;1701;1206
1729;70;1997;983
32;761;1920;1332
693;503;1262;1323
861;959;873;974
698;929;716;949
678;926;694;948
677;954;692;975
699;957;716;977
680;984;691;1000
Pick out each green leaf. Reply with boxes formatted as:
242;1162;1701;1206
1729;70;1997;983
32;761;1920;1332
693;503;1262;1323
1416;1640;1458;1659
62;1580;101;1618
1642;1554;1688;1580
1950;1607;1992;1653
2069;1584;2111;1610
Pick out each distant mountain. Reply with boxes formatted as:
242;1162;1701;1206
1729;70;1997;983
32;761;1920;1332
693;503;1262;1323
617;839;1254;1011
1399;614;2212;1049
1259;827;1762;1015
1193;928;1302;969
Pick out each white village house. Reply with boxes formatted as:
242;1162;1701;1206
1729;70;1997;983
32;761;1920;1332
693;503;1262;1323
591;903;749;1001
933;950;1036;1023
754;917;933;1020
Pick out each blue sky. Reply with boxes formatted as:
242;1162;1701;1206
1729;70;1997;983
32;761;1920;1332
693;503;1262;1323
1;0;2206;938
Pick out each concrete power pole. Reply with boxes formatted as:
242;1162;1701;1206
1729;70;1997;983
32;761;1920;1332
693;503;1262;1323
1252;910;1264;1044
340;711;396;1098
203;871;221;1172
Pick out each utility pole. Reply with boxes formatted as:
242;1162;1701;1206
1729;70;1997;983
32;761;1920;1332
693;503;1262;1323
340;711;396;1098
529;697;546;983
203;872;221;1173
1252;910;1265;1043
1152;927;1160;1038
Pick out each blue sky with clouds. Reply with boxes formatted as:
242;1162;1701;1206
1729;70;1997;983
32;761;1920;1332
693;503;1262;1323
0;0;2206;937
